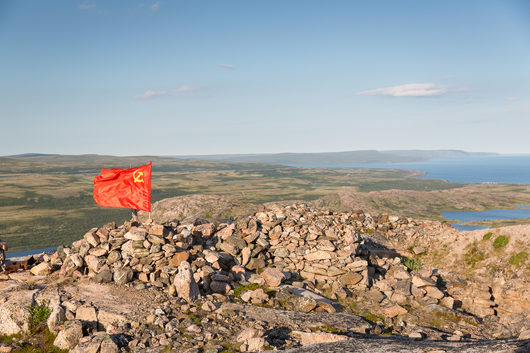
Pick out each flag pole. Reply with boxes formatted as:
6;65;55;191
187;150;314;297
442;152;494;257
148;160;152;222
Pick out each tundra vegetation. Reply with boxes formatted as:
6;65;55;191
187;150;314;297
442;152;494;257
2;155;530;251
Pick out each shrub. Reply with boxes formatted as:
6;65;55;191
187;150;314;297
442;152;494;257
493;235;509;249
27;300;51;333
401;257;422;272
509;252;529;266
482;232;493;241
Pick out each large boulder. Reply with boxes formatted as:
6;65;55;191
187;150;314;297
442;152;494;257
173;261;200;302
54;320;83;350
0;290;37;335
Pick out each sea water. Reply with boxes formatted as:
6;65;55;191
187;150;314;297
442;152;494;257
293;155;530;230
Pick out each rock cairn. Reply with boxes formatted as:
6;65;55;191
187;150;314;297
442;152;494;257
43;204;457;318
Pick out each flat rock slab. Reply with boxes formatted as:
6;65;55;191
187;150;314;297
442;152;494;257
219;302;372;334
278;285;333;304
62;279;158;328
274;337;530;353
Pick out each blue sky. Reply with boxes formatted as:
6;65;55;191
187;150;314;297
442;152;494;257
1;0;529;155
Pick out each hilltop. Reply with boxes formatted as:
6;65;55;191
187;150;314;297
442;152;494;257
1;200;528;352
175;149;495;165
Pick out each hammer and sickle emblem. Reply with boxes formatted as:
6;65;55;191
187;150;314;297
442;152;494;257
133;169;144;183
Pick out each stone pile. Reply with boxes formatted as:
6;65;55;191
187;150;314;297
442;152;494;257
40;204;457;320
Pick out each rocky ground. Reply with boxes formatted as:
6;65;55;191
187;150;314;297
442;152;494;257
1;201;529;352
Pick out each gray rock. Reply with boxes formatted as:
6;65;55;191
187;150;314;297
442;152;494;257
94;269;113;283
54;320;83;350
173;261;200;302
113;268;133;285
0;289;36;335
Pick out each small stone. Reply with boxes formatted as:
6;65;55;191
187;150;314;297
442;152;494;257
409;331;425;340
89;247;108;257
260;268;286;287
201;301;216;312
425;286;444;299
381;305;408;318
412;246;427;255
169;252;189;267
187;324;202;333
241;247;251;267
340;272;363;286
76;306;97;324
237;327;259;342
113;268;133;285
242;288;269;304
106;251;121;264
305;250;332;261
193;223;216;237
294;331;350;346
148;224;165;236
293;296;317;313
30;262;51;276
99;334;120;353
246;258;265;271
147;234;166;244
246;337;265;351
85;231;100;247
124;229;146;241
94;269;113;283
210;281;231;294
412;275;436;288
440;296;454;309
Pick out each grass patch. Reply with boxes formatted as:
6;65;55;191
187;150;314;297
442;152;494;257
428;310;460;329
220;341;242;352
493;235;509;249
464;242;485;268
0;333;23;344
0;328;68;353
311;325;341;333
233;283;260;297
401;257;422;272
509;252;529;267
362;311;384;323
482;232;493;241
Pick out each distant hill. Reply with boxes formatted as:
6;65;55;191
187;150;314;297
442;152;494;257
174;149;497;166
1;154;282;174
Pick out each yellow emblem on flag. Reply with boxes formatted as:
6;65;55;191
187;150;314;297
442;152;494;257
133;169;144;183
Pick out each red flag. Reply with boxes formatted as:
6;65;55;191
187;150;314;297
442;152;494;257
93;162;151;212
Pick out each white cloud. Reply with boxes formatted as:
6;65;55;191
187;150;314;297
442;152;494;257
357;83;450;97
134;86;201;100
173;85;201;94
78;2;96;10
151;2;160;10
506;97;520;101
134;90;168;100
218;64;235;69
